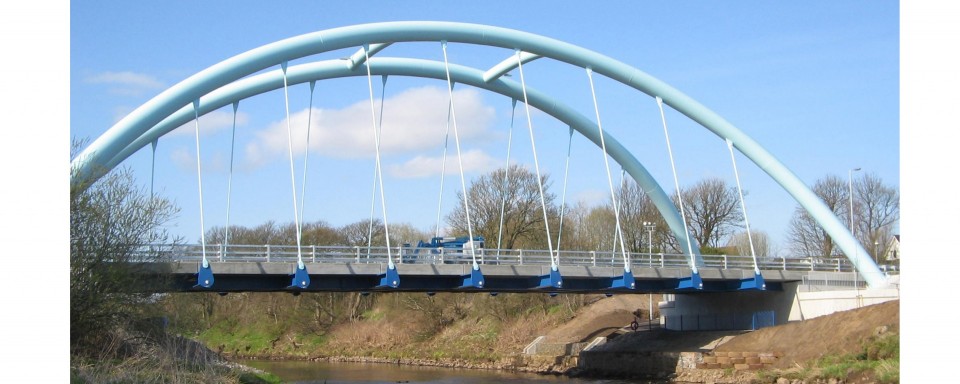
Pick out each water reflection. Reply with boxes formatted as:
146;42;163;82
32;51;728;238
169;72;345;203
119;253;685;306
240;359;651;384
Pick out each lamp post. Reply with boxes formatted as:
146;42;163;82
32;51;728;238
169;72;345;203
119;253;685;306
848;167;861;307
643;221;655;322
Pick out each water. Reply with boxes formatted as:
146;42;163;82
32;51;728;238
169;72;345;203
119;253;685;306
240;359;654;384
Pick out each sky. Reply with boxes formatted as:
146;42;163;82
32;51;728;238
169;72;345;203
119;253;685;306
65;1;901;255
4;2;960;380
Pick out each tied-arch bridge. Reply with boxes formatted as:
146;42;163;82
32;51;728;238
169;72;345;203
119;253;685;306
71;21;889;300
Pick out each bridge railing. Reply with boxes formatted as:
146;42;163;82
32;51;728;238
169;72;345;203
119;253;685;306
141;243;859;272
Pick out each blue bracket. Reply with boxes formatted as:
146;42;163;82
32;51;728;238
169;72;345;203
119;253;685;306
738;272;766;290
288;264;310;289
378;265;400;288
609;270;636;290
195;263;214;289
460;267;485;289
676;271;703;290
538;268;563;290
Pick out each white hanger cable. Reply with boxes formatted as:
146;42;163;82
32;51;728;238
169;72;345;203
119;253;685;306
555;127;574;251
586;68;630;272
192;99;209;269
280;62;305;269
726;138;760;275
496;99;518;254
299;82;317;238
655;96;697;274
362;46;394;267
367;75;388;256
441;41;479;269
516;50;556;269
224;101;239;253
435;85;453;239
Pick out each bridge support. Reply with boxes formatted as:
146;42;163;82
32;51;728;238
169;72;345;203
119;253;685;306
538;268;563;290
288;265;310;289
738;272;766;290
608;269;636;290
195;263;214;289
378;265;400;289
676;271;703;290
460;267;485;289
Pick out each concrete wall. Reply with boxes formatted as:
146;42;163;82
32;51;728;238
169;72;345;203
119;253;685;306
788;286;900;321
658;282;900;330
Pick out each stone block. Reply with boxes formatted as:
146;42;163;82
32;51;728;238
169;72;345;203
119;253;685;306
745;357;761;364
716;356;731;364
734;363;751;370
730;357;745;364
726;351;741;358
702;356;717;364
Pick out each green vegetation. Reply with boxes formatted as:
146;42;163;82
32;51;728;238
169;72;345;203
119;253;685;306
70;140;278;383
161;290;585;365
756;330;899;384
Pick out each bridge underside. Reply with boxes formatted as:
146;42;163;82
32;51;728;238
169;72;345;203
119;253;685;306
149;262;798;294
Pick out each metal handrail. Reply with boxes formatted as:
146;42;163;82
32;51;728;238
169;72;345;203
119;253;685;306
131;243;862;272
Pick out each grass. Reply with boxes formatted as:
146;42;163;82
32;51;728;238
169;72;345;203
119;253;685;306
758;330;899;384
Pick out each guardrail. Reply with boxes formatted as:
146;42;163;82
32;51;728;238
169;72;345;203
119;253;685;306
129;243;871;273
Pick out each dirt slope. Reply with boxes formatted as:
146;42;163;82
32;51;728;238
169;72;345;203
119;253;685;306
544;295;656;343
715;300;900;368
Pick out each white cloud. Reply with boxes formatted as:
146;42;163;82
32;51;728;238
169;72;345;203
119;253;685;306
169;110;250;137
243;86;495;168
85;71;165;96
388;149;501;179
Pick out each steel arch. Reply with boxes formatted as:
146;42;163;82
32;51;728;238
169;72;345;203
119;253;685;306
70;21;885;288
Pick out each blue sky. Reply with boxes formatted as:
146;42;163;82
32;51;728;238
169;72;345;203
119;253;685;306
68;1;900;254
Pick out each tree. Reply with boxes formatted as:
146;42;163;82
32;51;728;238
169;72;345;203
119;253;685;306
787;173;899;260
728;230;775;258
853;173;900;263
678;178;744;250
787;175;848;257
446;164;559;249
70;162;181;350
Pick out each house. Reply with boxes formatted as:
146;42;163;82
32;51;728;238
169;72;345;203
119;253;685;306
883;235;900;262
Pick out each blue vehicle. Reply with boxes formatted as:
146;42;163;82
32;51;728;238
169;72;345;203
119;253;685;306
413;236;485;264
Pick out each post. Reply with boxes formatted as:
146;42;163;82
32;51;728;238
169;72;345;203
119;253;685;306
644;221;655;268
591;251;596;266
311;245;316;263
355;246;361;263
519;249;523;265
849;167;861;307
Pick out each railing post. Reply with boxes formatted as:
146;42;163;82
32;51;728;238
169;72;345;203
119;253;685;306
660;253;665;268
723;255;728;269
519;249;523;265
837;259;842;272
311;245;316;263
265;244;271;262
591;251;596;267
355;246;361;263
218;243;224;262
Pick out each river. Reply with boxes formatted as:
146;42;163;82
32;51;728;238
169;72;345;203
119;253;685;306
240;359;658;384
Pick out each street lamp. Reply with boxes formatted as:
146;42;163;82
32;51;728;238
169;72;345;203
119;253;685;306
642;221;655;323
848;167;861;307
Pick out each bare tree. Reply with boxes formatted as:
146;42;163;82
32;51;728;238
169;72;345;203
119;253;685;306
787;175;855;257
446;164;558;249
853;172;900;263
728;230;774;258
71;161;180;349
678;178;744;251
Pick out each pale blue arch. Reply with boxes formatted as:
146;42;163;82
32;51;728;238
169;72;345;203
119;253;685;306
70;21;886;288
96;58;704;268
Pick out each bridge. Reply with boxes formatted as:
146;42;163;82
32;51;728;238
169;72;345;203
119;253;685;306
72;21;891;302
132;242;869;295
